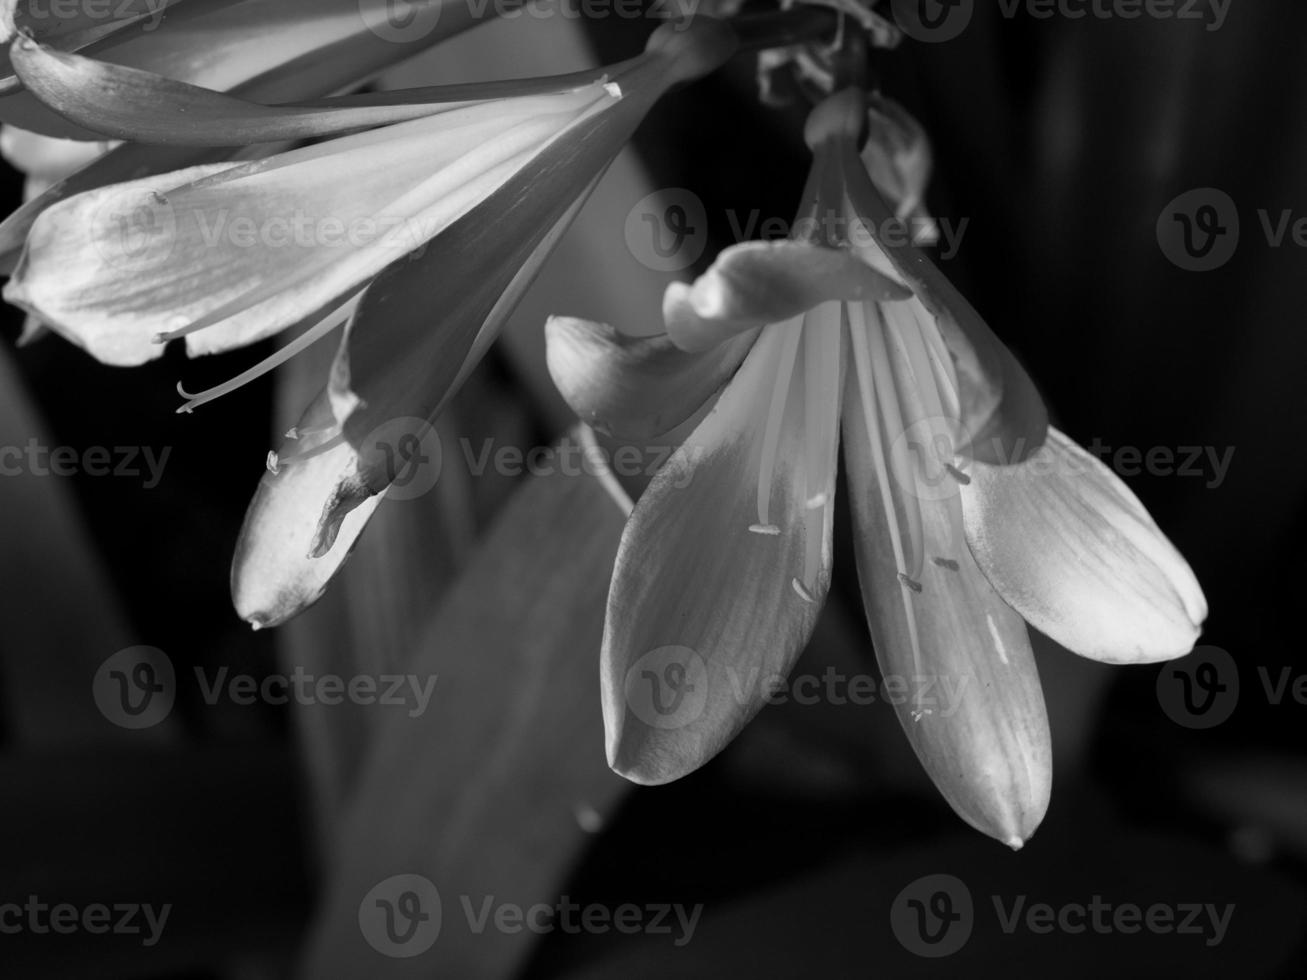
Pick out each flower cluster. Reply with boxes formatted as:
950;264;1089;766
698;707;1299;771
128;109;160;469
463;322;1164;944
0;1;1206;845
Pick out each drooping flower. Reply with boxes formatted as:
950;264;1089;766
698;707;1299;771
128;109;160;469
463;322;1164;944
0;0;495;277
0;16;747;626
545;87;1206;846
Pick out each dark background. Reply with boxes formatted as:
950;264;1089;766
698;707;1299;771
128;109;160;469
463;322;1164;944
1;2;1304;977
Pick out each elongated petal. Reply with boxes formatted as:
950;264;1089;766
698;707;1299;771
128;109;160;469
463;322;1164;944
544;316;752;440
0;0;201;89
0;124;112;192
663;239;911;352
10;36;613;145
604;318;842;784
962;426;1206;663
0;0;490;138
6;85;616;365
828;108;1048;464
842;316;1050;846
231;391;382;629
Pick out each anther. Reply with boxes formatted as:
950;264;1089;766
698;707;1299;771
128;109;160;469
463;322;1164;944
932;557;959;571
791;578;816;603
749;523;781;536
898;572;923;593
945;463;971;485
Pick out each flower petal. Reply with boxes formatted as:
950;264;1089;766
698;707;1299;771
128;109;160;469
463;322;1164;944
10;36;614;145
833;124;1049;464
663;239;912;352
0;0;489;138
603;314;842;784
230;390;383;629
543;316;752;440
962;426;1207;664
842;309;1051;847
0;0;198;89
6;85;617;365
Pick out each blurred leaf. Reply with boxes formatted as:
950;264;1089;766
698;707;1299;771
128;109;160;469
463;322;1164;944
0;343;140;744
298;454;629;979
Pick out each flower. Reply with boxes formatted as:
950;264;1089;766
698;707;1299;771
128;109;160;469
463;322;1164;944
0;0;495;275
545;87;1206;846
0;15;741;626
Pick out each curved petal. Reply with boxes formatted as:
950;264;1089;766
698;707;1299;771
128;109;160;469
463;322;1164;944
0;0;491;138
230;390;382;629
5;85;616;365
0;0;201;89
0;124;113;197
663;239;911;352
603;309;843;784
544;316;752;440
832;122;1049;464
962;427;1207;664
841;308;1050;847
10;36;613;145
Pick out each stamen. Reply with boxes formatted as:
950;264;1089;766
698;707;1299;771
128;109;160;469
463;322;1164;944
755;320;803;527
265;451;280;475
154;258;340;344
945;463;971;484
898;573;923;593
800;301;842;589
865;304;924;579
986;612;1010;665
848;302;925;678
175;297;357;414
932;557;960;571
749;523;781;536
791;578;816;603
